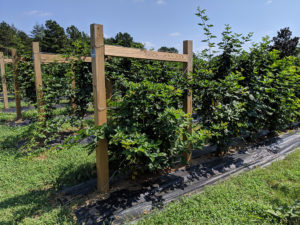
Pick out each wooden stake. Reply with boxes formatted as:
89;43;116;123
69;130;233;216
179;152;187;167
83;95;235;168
0;52;9;109
11;49;22;121
106;78;113;100
183;40;193;163
69;62;76;113
90;24;109;193
71;77;76;112
33;42;44;118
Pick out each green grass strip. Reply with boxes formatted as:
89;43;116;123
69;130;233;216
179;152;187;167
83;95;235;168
138;149;300;225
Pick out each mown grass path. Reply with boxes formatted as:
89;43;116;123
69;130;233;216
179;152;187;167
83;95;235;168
138;149;300;225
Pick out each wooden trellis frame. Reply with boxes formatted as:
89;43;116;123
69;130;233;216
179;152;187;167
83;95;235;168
32;42;92;118
90;24;193;193
31;24;193;193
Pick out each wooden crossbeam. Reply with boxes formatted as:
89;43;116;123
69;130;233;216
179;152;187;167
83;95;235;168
4;58;12;64
38;46;188;64
105;45;189;62
40;53;92;63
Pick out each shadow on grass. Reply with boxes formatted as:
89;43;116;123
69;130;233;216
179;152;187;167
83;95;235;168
55;162;97;189
0;188;73;224
0;160;96;224
0;125;34;156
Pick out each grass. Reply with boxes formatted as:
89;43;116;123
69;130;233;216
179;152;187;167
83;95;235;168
0;124;96;224
138;149;300;225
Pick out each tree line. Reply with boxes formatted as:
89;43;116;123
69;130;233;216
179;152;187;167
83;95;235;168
0;20;178;56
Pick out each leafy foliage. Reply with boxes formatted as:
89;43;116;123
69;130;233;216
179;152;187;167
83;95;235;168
158;46;179;53
74;80;205;173
270;27;299;59
193;8;300;154
105;80;203;172
41;20;68;53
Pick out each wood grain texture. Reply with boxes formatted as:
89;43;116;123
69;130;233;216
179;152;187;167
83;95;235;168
40;53;92;63
105;45;189;62
90;24;109;193
3;58;12;64
183;40;193;163
11;49;22;120
0;52;9;109
33;42;44;117
38;46;188;64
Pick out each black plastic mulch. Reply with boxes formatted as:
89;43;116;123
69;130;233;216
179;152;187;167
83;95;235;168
56;130;300;225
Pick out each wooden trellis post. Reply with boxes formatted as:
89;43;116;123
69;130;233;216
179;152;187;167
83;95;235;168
32;42;44;118
11;49;22;121
0;52;9;109
90;24;109;193
183;40;193;163
72;77;76;112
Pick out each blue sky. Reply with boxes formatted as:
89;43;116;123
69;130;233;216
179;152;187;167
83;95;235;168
1;0;299;53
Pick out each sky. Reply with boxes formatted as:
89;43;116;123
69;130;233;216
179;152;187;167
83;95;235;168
0;0;300;53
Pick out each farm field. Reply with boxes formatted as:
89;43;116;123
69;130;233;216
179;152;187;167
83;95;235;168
0;120;299;224
1;2;300;224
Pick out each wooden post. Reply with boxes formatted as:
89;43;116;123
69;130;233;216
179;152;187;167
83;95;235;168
71;76;76;112
183;40;193;163
0;52;9;109
32;42;44;118
106;78;113;100
11;49;22;121
90;24;109;193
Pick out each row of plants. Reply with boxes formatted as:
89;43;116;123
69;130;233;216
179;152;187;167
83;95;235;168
12;39;198;177
191;8;299;154
3;9;299;178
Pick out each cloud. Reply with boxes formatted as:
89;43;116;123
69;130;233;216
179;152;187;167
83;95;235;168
267;0;273;4
133;0;165;5
170;32;180;37
156;0;166;5
144;41;155;49
25;10;52;17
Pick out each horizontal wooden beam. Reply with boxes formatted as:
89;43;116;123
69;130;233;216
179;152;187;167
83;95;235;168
104;45;189;62
38;45;189;64
4;58;12;64
40;53;92;63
